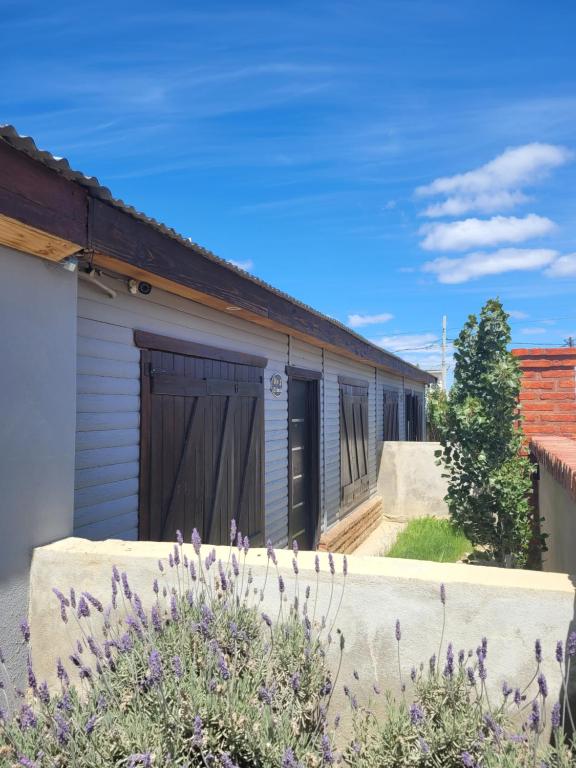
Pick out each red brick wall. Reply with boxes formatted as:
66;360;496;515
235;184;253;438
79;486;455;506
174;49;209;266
512;348;576;439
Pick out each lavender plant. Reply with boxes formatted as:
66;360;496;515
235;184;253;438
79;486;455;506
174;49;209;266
342;585;576;768
0;527;346;767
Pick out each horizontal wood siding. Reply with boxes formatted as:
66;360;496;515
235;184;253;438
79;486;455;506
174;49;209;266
75;274;289;545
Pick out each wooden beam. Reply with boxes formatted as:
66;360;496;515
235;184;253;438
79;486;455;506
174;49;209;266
0;141;88;246
0;213;81;261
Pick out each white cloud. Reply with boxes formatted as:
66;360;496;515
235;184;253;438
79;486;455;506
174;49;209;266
417;143;571;218
420;214;555;252
507;309;529;320
383;200;397;210
422;190;529;218
545;253;576;277
423;248;557;284
371;333;439;353
348;312;394;328
228;258;254;271
519;327;548;335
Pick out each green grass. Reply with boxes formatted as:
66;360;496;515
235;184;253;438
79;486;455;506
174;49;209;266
386;517;471;563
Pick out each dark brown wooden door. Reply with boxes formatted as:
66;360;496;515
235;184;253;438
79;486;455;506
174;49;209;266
340;380;370;512
288;377;319;550
139;346;264;545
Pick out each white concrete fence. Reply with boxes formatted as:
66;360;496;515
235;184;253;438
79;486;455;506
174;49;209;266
29;537;576;725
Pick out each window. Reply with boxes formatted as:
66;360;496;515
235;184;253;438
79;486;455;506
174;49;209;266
405;391;423;441
339;376;370;512
383;388;400;441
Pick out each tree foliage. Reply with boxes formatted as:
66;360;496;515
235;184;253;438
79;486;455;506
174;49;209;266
426;385;448;442
437;298;534;566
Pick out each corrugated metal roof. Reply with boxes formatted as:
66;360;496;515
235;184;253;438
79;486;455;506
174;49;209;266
0;124;433;383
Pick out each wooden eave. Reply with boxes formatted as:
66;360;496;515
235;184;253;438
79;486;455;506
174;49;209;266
0;138;435;385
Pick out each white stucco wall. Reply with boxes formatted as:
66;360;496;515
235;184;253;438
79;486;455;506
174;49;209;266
0;246;77;691
540;466;576;575
29;537;576;727
378;441;449;521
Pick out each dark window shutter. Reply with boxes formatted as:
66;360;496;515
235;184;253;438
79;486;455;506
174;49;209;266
383;389;400;441
405;391;423;441
340;382;370;512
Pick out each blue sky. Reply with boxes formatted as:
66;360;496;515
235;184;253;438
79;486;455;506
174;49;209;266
3;0;576;373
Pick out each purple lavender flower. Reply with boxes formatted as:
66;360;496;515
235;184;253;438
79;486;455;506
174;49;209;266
537;673;548;698
467;667;475;685
37;680;50;705
410;666;417;682
176;529;183;546
328;552;335;576
191;528;201;555
528;700;540;731
85;714;97;735
502;681;512;698
343;555;348;577
461;752;475;767
258;685;274;704
321;734;335;764
243;535;250;554
292;558;299;576
440;583;446;605
231;553;240;577
118;633;133;653
261;613;272;628
56;658;69;686
20;619;30;644
556;640;564;663
148;649;163;685
418;737;430;754
291;672;301;692
170;594;179;622
315;554;320;573
152;578;159;596
172;655;183;679
282;747;300;768
218;654;230;681
305;585;311;600
52;588;70;607
458;649;465;665
478;659;487;681
395;619;401;642
112;565;120;582
267;540;277;565
552;701;561;728
535;639;542;664
128;754;152;768
220;754;239;768
26;656;36;691
79;664;92;680
230;518;237;544
193;714;203;744
568;631;576;657
58;691;73;712
54;712;70;743
173;544;180;566
168;552;174;568
190;560;197;581
444;643;454;678
278;575;285;594
69;588;76;609
409;703;424;725
121;572;132;601
429;654;436;673
218;561;228;592
19;705;38;732
157;559;164;573
151;605;162;633
514;688;522;706
83;592;104;612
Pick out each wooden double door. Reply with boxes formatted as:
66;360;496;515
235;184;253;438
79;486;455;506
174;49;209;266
287;369;320;550
137;332;265;546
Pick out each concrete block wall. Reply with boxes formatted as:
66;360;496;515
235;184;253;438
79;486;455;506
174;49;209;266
513;348;576;440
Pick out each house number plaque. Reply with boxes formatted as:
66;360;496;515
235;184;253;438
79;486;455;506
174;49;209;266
269;373;283;397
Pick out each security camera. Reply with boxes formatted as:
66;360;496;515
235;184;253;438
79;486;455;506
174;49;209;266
138;281;152;295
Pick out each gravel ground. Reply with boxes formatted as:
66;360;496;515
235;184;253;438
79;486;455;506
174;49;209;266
353;518;407;557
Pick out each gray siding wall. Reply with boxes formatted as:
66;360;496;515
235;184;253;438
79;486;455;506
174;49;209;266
74;272;425;545
75;275;289;543
0;246;77;691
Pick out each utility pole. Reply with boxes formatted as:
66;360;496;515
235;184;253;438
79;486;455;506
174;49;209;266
441;314;447;391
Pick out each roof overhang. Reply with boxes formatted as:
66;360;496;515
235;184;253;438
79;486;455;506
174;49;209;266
0;128;435;385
